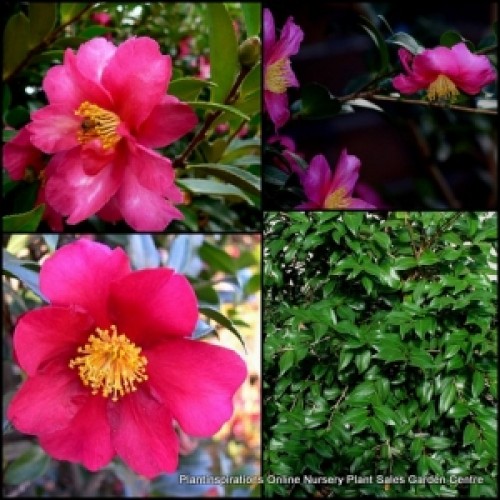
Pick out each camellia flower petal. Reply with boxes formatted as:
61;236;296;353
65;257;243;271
296;150;376;209
7;239;247;478
264;8;304;129
392;42;496;101
7;37;198;231
2;126;63;230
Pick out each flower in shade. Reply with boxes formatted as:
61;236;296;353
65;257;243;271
296;150;376;209
7;239;247;478
19;36;197;231
3;127;63;230
392;42;496;101
264;8;303;129
91;12;112;27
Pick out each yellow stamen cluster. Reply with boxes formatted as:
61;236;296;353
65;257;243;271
75;101;121;149
427;74;459;102
69;325;148;402
265;58;289;94
324;187;352;209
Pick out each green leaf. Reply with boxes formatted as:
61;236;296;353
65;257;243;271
372;232;391;250
346;381;375;405
59;3;88;24
198;241;235;274
169;78;216;101
344;212;364;234
240;62;261;97
408;349;434;369
360;16;390;73
4;445;50;485
296;83;341;119
199;306;245;350
3;205;45;231
463;423;479;446
419;381;434;405
279;350;295;376
29;3;56;48
178;178;254;205
3;12;30;80
447;402;470;419
338;350;353;371
241;3;261;37
370;416;387;439
206;3;239;103
3;250;44;299
418;251;440;266
472;371;485;398
79;25;112;39
440;30;464;47
439;382;456;414
355;351;371;374
185;100;250;121
4;106;30;128
187;164;260;196
387;31;424;55
394;256;418;270
425;436;452;450
373;405;398;426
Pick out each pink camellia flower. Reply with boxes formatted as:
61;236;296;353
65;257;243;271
7;239;247;478
3;126;63;230
264;8;303;129
19;36;197;231
393;42;496;101
296;150;376;209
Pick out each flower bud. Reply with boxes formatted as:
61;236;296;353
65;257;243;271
238;36;261;68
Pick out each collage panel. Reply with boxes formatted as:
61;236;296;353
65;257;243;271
263;211;497;497
3;233;261;496
263;2;497;210
3;3;261;233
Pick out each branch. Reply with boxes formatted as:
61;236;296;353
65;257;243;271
4;3;96;82
327;385;349;430
173;65;252;168
369;94;497;116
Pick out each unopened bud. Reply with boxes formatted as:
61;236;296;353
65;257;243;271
238;36;261;68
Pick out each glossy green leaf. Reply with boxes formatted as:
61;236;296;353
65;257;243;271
3;12;30;80
4;445;50;485
296;83;341;119
169;78;216;101
178;178;253;204
206;3;238;103
240;62;261;97
426;436;452;450
373;405;398;426
187;164;260;195
3;205;45;232
360;16;390;73
387;31;424;55
59;3;88;24
198;241;235;274
185;100;250;121
199;306;245;350
29;3;56;48
472;371;485;398
355;351;371;374
241;3;261;37
338;350;353;371
439;383;456;414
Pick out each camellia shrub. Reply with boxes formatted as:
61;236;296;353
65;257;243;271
264;211;497;497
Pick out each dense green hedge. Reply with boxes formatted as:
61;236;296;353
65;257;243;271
263;212;497;497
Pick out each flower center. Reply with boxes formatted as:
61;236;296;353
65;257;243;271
69;325;148;402
324;187;352;209
75;101;121;150
427;74;459;102
265;58;289;94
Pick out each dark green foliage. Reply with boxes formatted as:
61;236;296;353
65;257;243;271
264;212;497;497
